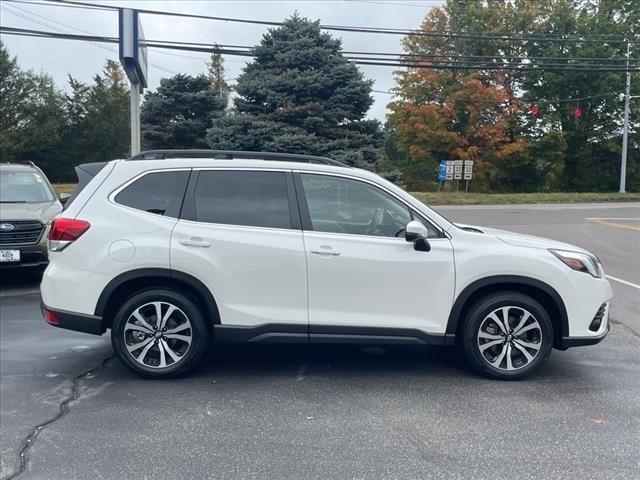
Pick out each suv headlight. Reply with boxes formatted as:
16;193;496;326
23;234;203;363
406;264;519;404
549;249;603;278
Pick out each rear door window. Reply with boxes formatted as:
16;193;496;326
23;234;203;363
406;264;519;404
114;170;190;218
192;170;291;229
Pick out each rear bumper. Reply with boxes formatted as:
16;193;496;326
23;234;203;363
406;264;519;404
559;323;610;350
41;300;105;335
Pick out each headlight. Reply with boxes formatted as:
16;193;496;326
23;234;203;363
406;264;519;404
549;249;603;278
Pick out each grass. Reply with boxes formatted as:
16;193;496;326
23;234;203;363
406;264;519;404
53;183;639;205
53;183;77;195
410;191;640;205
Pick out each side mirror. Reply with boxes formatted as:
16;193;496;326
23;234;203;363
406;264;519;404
405;220;431;252
59;192;71;205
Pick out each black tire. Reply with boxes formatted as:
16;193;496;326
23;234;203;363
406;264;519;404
460;291;553;380
111;288;209;379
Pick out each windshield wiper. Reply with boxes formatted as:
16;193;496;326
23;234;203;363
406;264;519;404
0;201;28;203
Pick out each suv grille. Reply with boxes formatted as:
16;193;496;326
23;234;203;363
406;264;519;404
589;303;607;332
0;221;44;245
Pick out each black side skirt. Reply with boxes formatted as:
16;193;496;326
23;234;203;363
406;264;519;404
214;324;454;346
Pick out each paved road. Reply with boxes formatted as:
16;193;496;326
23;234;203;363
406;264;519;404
1;203;639;480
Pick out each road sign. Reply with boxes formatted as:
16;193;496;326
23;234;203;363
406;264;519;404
445;160;454;180
464;160;474;180
438;160;447;181
453;160;463;180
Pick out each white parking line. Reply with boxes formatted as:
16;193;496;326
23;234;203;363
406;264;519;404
606;275;640;290
585;218;640;221
436;203;640;210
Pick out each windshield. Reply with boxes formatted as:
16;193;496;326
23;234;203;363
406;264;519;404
0;170;55;203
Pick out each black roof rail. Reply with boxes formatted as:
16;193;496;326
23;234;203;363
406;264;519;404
127;149;348;167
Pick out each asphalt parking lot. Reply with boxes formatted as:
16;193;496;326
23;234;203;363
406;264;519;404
1;202;639;480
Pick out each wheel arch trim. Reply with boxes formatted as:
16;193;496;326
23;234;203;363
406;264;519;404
446;275;569;339
94;268;220;326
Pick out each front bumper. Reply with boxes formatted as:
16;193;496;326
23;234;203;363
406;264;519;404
41;299;105;335
0;224;49;269
559;323;610;349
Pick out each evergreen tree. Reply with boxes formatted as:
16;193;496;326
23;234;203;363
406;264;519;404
60;60;130;180
206;15;382;167
0;41;66;177
141;74;226;149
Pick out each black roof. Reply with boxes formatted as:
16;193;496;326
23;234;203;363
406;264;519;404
127;150;347;167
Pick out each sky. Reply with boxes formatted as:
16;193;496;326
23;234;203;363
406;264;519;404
0;0;444;121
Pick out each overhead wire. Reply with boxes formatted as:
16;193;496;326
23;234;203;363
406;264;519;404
0;3;179;75
8;0;638;44
2;26;638;72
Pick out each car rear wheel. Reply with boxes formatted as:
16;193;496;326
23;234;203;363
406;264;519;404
461;292;553;380
111;289;209;379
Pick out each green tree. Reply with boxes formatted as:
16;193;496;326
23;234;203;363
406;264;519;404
141;74;227;149
0;41;66;177
206;15;382;167
519;0;639;191
61;60;130;180
386;0;638;192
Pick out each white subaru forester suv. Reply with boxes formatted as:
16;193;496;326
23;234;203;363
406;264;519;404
40;150;612;380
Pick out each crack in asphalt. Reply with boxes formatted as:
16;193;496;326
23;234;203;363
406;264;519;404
3;354;115;480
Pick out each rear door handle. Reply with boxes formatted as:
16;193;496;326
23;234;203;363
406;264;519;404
179;238;211;248
310;246;341;256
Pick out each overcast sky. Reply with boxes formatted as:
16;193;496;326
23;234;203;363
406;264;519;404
1;0;443;121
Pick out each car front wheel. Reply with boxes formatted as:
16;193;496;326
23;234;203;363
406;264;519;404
111;289;209;379
461;292;553;380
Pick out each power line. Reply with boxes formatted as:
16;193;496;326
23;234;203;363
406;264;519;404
12;0;638;44
372;89;621;105
2;26;638;72
0;3;178;75
344;0;442;7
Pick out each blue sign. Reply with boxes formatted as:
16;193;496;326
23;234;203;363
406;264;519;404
438;160;447;181
119;9;148;89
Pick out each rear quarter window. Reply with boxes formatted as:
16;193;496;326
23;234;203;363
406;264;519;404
114;170;190;218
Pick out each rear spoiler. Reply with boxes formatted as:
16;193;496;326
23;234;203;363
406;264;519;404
63;162;108;210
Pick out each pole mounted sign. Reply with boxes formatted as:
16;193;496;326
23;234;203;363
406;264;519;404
119;8;147;156
439;160;474;191
119;9;147;89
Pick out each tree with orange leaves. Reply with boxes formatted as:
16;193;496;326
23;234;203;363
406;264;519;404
387;6;531;191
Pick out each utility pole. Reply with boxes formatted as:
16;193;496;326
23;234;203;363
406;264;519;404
130;83;141;155
119;8;146;157
619;40;631;194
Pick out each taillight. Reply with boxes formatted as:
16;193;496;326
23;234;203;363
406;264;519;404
41;306;60;325
48;218;90;251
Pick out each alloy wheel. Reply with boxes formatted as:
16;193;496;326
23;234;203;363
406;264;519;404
477;306;543;371
123;301;192;369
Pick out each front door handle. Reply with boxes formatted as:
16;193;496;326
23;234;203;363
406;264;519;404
310;246;341;256
179;238;211;248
